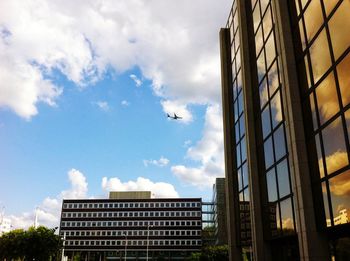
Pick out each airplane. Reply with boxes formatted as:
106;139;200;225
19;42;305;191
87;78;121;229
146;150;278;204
167;113;182;120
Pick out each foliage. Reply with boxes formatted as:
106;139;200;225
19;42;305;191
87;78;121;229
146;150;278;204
0;226;62;261
73;253;81;261
187;245;228;261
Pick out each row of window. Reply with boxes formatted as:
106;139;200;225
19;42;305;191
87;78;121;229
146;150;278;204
64;239;202;247
61;220;202;228
62;211;201;218
61;229;201;237
63;202;201;209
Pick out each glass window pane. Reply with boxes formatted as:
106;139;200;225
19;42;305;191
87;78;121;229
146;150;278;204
328;0;350;60
236;142;242;165
329;171;350;226
231;70;237;95
235;121;240;144
237;69;242;93
271;90;283;128
240;113;245;138
315;72;339;125
324;0;340;16
267;168;278;202
295;0;301;15
309;29;332;84
309;93;318;130
304;56;311;88
262;105;271;138
234;29;240;52
242;162;249;187
234;99;239;123
268;61;279;95
251;0;257;10
303;0;323;41
322;182;331;227
257;50;266;82
255;25;264;56
265;32;276;69
299;20;307;50
263;6;273;39
234;9;239;32
236;49;242;71
259;77;268;108
280;199;295;233
264;137;274;169
274;125;287;161
244;187;250;201
230;22;235;43
238;91;244;115
277;159;291;198
316;134;325;178
337;53;350;108
300;0;309;10
253;2;261;32
238;167;243;191
260;0;269;15
240;191;244;202
276;202;282;231
322;117;348;175
346;109;350;143
270;203;281;236
241;137;247;162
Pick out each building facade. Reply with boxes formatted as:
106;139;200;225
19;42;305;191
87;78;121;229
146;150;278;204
212;178;228;245
220;0;350;260
59;194;202;260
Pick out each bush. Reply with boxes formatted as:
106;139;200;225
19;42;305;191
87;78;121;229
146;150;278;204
0;226;62;261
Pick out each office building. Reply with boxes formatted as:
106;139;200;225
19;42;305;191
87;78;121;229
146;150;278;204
201;201;215;246
220;1;350;260
212;178;228;245
59;192;202;260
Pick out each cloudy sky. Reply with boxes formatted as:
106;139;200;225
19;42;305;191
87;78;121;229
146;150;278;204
0;0;232;229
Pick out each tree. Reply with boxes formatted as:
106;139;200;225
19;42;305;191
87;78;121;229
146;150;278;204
187;245;228;261
0;226;62;261
0;229;26;260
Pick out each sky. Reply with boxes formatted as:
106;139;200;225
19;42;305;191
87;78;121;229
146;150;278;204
0;0;232;229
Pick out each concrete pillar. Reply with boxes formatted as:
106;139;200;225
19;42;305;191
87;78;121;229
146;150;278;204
272;1;330;260
220;27;242;261
236;0;272;260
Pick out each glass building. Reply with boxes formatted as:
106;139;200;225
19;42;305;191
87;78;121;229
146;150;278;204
220;0;350;260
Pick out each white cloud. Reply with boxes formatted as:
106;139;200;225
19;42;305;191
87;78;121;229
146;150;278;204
121;100;130;107
183;140;192;148
0;0;231;119
6;169;180;229
143;156;170;167
94;101;109;111
171;104;225;188
161;99;193;123
7;168;88;229
101;176;179;198
61;169;88;199
129;74;142;87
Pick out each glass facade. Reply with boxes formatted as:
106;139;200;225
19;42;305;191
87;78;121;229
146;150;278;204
251;0;296;237
222;1;350;259
294;0;350;229
227;0;252;250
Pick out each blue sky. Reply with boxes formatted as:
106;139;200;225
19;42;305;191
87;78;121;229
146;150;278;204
0;0;231;228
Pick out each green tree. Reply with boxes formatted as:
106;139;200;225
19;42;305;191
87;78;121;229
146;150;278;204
187;245;228;261
0;229;26;260
0;226;62;261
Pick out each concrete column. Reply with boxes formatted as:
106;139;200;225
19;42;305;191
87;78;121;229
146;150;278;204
236;0;272;260
272;1;330;260
219;28;242;261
